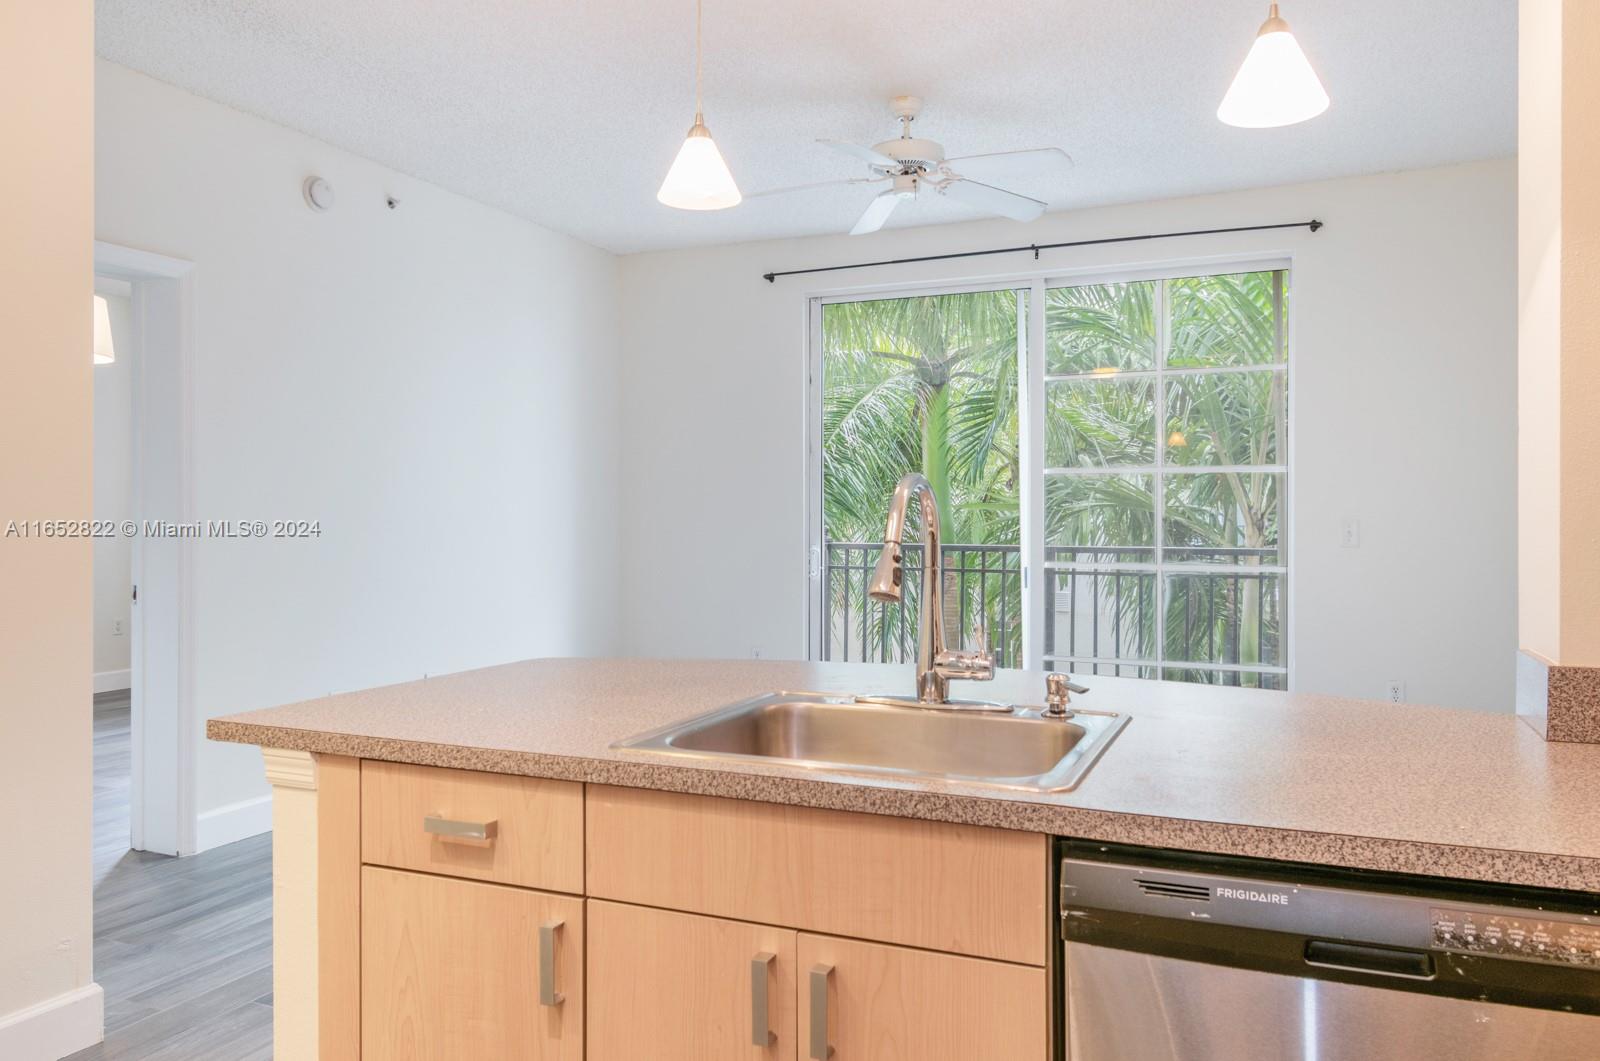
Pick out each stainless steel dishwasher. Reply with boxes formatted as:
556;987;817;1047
1058;840;1600;1061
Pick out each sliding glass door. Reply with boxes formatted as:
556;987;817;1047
810;264;1289;689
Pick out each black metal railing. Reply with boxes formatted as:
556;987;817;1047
822;542;1281;683
822;542;1023;668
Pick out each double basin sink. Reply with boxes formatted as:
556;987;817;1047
614;692;1129;793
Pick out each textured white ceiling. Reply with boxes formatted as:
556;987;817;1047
95;0;1515;254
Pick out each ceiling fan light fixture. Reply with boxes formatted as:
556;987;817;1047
657;0;741;211
657;115;742;210
1217;2;1329;129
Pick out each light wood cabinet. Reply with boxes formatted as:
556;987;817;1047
587;784;1049;965
334;766;1054;1061
361;760;583;893
361;866;583;1060
588;900;799;1061
797;932;1049;1061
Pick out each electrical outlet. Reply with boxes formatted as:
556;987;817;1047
1386;680;1405;703
112;619;125;637
1340;518;1361;548
751;647;762;659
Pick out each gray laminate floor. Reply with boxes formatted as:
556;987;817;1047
65;694;274;1061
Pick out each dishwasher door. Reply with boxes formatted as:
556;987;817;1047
1059;841;1600;1061
1066;942;1600;1061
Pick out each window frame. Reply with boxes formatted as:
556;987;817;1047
805;255;1295;688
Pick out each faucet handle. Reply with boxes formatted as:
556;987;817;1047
934;623;995;683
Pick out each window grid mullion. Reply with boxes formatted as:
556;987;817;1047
1153;277;1168;671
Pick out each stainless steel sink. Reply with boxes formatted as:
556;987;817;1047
613;692;1129;793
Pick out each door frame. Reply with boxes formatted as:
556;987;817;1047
93;240;198;856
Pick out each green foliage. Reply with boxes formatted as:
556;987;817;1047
821;291;1021;545
819;271;1286;676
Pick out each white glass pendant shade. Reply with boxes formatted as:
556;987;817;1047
657;117;742;210
93;294;115;365
1217;4;1330;128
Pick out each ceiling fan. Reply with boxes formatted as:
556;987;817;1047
752;95;1071;235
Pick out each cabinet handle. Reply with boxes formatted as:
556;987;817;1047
423;815;498;842
809;963;834;1059
539;920;565;1007
751;952;776;1047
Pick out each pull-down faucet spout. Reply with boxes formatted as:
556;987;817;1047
868;473;994;703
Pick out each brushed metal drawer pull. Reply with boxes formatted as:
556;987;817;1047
751;951;776;1047
809;963;834;1059
539;920;565;1007
423;815;498;842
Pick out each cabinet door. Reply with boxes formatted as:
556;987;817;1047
797;932;1047;1061
362;866;583;1060
588;899;798;1061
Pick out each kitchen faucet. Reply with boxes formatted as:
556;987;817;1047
866;472;995;704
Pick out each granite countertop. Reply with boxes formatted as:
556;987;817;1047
207;658;1600;892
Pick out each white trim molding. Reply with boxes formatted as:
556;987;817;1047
0;983;104;1060
93;668;132;694
195;793;274;852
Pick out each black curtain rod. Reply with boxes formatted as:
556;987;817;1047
760;219;1323;283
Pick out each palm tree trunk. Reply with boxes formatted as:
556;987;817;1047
921;382;954;541
920;382;966;647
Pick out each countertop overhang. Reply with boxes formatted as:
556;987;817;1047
207;658;1600;892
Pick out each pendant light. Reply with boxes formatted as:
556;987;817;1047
1217;2;1330;128
656;0;741;210
93;295;116;365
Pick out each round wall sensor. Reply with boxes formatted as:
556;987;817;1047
302;176;335;212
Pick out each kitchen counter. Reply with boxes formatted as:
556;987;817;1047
207;658;1600;892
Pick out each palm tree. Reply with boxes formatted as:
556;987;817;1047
821;291;1020;544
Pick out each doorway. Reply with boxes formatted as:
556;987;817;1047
92;241;197;859
92;275;136;880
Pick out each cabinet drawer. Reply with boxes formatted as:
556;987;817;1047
588;900;798;1061
799;932;1047;1061
586;786;1048;965
362;867;583;1060
361;760;583;892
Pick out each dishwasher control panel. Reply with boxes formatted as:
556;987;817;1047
1431;907;1600;968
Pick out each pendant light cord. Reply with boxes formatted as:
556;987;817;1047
694;0;704;120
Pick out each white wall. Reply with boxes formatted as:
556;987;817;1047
95;60;621;843
617;159;1517;712
0;2;102;1056
92;291;135;683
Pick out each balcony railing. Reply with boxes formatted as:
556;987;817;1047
822;542;1281;687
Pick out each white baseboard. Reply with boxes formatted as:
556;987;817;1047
0;982;103;1060
195;793;273;852
93;669;131;694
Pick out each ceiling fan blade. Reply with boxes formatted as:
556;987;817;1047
850;190;903;235
941;147;1073;179
819;138;901;171
745;176;887;200
936;178;1047;223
